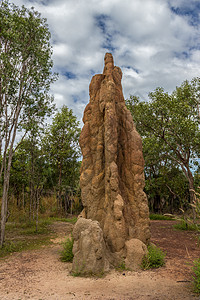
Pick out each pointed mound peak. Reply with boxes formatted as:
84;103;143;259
103;53;114;76
104;52;114;65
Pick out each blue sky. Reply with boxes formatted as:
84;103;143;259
13;0;200;125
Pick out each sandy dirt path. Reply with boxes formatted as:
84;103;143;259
0;221;199;300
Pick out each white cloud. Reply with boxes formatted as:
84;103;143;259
12;0;200;124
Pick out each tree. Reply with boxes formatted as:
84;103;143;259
9;141;28;209
142;135;189;213
9;130;55;224
0;1;57;246
43;105;81;212
126;78;200;215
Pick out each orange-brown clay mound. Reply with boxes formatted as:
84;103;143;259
72;53;151;274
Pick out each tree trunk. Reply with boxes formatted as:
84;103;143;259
187;169;196;221
29;181;33;222
22;184;25;208
0;151;13;247
70;194;73;215
58;163;62;212
36;189;39;233
182;164;196;221
0;97;22;247
29;142;35;221
0;176;8;247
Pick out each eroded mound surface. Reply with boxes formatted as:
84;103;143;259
78;54;150;272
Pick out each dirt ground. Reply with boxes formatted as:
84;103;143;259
0;220;199;300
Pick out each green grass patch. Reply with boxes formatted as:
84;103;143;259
0;215;77;259
173;220;199;231
192;258;200;294
0;236;52;259
0;219;55;259
6;218;52;230
71;270;105;278
60;235;74;262
141;244;165;270
21;226;50;235
115;260;129;272
6;219;53;235
149;214;173;220
48;216;77;224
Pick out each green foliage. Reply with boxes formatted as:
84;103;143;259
0;219;54;258
8;105;82;218
141;244;165;270
49;217;77;224
60;235;74;262
115;260;128;272
20;225;50;235
43;105;81;183
192;190;200;219
0;0;57;150
149;214;173;220
42;105;81;211
192;259;200;294
0;0;57;246
170;192;200;231
173;220;199;231
126;78;200;212
6;218;52;234
0;216;77;258
9;136;49;217
0;237;52;258
71;270;82;277
145;164;189;213
0;0;57;106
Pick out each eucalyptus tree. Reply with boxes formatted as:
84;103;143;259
141;135;189;213
0;1;57;246
43;105;81;211
126;78;200;213
9;140;28;208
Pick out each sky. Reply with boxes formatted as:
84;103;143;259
13;0;200;125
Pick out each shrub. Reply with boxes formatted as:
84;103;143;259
150;214;173;220
192;259;200;294
141;244;165;270
115;260;128;272
173;220;199;231
60;235;74;262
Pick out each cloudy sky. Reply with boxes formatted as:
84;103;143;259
14;0;200;125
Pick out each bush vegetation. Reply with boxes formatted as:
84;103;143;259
141;244;165;270
149;214;173;220
115;260;128;272
192;259;200;294
173;220;199;231
60;235;74;262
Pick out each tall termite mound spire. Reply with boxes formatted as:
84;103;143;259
72;53;150;274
